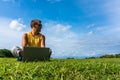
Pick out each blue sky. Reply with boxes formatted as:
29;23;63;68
0;0;120;58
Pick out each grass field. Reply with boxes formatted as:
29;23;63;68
0;58;120;80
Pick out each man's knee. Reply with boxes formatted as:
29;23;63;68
11;46;22;57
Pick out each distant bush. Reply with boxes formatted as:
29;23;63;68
114;54;120;58
85;56;96;59
100;54;120;58
85;53;120;59
0;49;14;57
67;57;75;59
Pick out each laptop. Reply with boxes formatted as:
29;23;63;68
22;47;51;61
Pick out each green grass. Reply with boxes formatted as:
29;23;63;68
0;58;120;80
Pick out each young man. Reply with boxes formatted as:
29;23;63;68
22;19;45;49
11;19;46;61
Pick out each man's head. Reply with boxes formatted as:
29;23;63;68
30;19;42;33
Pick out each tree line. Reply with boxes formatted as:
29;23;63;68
86;54;120;59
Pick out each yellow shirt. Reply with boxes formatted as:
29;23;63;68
26;32;43;47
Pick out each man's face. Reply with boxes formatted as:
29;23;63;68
33;23;42;33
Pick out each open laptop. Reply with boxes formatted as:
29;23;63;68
22;47;51;61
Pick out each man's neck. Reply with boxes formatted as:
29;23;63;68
31;31;38;36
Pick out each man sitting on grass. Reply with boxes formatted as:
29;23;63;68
11;19;49;61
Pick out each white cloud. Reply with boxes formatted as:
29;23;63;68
42;22;81;58
0;17;26;49
9;18;26;31
87;31;93;35
43;22;77;39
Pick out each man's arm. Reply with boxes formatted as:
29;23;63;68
22;33;28;50
41;35;45;48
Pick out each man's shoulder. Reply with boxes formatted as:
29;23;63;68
39;33;44;36
22;32;30;37
22;33;27;38
24;32;32;36
39;33;45;38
